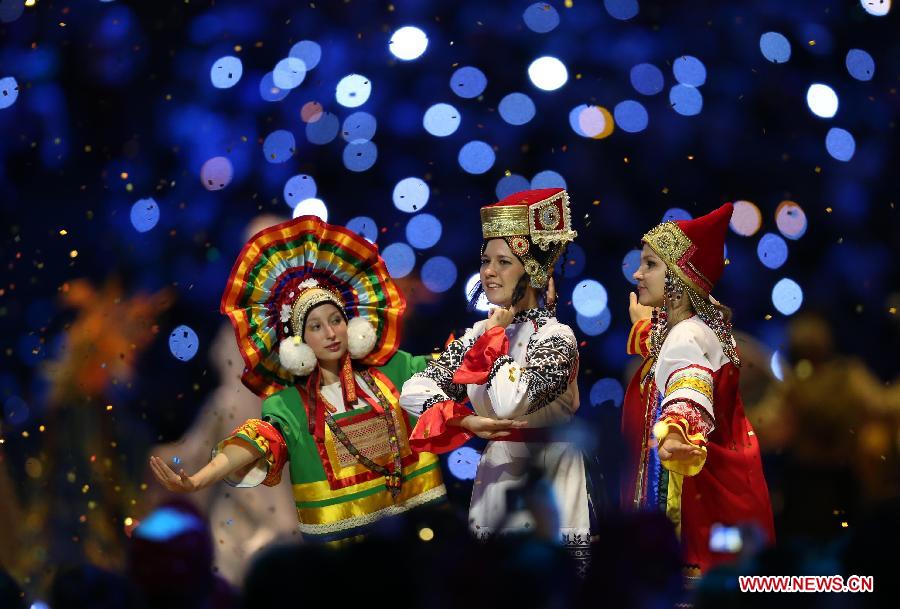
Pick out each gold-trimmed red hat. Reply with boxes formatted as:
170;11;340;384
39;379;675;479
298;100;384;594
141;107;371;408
479;188;577;288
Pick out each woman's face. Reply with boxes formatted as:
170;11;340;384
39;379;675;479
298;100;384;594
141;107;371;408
303;303;348;364
633;244;666;307
480;238;525;307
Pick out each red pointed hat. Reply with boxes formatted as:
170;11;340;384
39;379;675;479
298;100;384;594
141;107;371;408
642;203;733;298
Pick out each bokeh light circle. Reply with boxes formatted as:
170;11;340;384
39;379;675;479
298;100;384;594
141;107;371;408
825;127;855;162
775;201;808;240
421;256;458;293
300;101;324;123
622;249;641;284
210;56;243;89
673;55;707;86
772;278;803;315
846;49;875;81
423;103;461;137
498;92;536;125
406;213;442;249
662;208;692;222
130;198;160;233
757;232;788;269
604;0;639;21
338;115;374;146
306;112;340;145
273;57;306;90
169;325;199;362
289;40;321;70
263;129;295;163
572;279;608;317
382;243;416;278
448;446;481;480
759;32;791;63
613;100;649;132
336;74;372;108
393;177;430;213
292;198;328;222
577;308;612;337
389;26;429;61
283;174;317;207
590;377;625;407
450;66;487;99
531;170;566;189
860;0;891;16
630;63;664;95
523;3;560;33
569;104;614;138
346;216;378;242
342;140;378;172
496;174;531;199
669;84;703;116
458;141;495;174
729;200;762;236
528;56;568;91
806;83;838;119
259;72;289;102
200;156;233;191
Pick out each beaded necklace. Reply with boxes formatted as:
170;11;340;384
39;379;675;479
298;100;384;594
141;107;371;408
318;369;404;497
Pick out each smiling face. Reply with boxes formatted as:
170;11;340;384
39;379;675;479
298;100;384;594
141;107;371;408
302;303;348;364
480;238;526;307
633;243;666;307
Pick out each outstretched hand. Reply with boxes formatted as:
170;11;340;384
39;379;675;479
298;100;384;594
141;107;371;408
628;291;654;324
149;455;198;493
657;433;703;462
460;415;528;440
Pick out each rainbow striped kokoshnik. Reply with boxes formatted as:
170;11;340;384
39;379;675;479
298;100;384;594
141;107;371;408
220;215;406;397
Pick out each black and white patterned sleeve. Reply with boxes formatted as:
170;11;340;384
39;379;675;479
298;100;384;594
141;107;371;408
485;329;578;418
399;327;480;417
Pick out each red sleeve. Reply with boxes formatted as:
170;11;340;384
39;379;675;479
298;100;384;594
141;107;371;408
627;318;652;358
451;326;509;385
408;400;474;454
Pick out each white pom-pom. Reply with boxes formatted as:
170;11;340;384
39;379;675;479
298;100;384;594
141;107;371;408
278;336;317;376
347;316;377;359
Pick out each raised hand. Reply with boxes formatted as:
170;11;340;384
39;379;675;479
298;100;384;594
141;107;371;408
544;276;557;308
484;305;515;331
628;291;654;324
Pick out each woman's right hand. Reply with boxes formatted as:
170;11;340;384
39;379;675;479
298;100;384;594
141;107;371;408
149;455;199;493
459;415;527;440
628;291;654;324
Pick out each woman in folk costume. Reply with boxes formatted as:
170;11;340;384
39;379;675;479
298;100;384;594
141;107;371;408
150;215;446;543
399;188;592;573
622;203;775;576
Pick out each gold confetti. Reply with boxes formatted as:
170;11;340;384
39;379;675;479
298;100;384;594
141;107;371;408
59;229;67;235
69;250;78;258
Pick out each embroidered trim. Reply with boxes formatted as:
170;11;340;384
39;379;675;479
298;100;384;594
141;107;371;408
659;398;715;442
415;336;473;402
665;365;714;403
297;484;447;536
420;395;447;412
485;354;515;391
512;306;554;327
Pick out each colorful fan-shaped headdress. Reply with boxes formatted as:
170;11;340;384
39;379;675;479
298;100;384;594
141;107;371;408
221;215;405;397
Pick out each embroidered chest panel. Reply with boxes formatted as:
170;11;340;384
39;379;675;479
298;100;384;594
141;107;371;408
332;415;393;469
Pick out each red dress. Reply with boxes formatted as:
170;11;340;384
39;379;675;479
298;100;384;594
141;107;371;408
621;316;775;573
